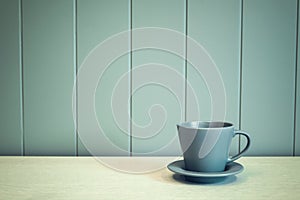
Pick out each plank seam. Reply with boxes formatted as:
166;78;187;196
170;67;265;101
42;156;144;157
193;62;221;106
293;0;299;156
129;0;133;156
19;0;25;156
238;0;244;153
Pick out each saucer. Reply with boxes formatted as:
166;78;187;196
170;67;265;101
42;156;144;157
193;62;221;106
167;160;244;183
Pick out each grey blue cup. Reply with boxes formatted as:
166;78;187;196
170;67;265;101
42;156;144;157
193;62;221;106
177;121;251;172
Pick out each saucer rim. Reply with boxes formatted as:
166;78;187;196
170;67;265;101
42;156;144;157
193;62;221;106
167;160;244;178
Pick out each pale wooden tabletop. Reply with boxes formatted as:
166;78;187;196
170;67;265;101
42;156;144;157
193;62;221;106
0;157;299;200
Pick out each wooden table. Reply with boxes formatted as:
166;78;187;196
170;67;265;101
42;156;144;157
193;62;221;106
0;157;299;200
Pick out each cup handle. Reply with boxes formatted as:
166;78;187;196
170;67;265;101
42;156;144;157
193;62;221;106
227;130;251;163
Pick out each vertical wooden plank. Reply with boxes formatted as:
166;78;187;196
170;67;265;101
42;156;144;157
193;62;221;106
242;0;297;155
132;0;185;155
0;0;22;155
187;0;241;155
23;0;75;155
77;0;130;155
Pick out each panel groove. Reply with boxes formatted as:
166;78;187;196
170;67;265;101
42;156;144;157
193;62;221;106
184;0;188;122
19;0;25;156
130;0;133;157
238;0;244;153
294;0;299;156
74;0;78;156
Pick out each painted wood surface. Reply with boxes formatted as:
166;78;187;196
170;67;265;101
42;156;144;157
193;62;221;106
241;0;297;155
77;0;130;155
131;0;185;155
0;0;22;155
23;0;75;155
0;0;299;156
187;0;241;156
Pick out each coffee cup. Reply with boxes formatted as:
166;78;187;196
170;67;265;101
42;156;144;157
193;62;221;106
177;121;250;172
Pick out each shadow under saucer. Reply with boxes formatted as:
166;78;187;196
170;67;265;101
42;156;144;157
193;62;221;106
172;174;237;185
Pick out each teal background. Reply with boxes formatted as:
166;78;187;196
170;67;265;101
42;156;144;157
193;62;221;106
0;0;299;156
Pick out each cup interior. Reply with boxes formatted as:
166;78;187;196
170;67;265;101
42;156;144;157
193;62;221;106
178;121;233;129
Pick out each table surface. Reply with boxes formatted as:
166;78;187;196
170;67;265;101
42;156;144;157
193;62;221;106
0;156;299;200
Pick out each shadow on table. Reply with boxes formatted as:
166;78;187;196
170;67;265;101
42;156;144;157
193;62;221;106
171;174;237;186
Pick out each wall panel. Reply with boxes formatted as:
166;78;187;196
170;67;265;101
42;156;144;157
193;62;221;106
77;0;130;156
0;0;299;156
242;0;297;155
187;0;241;156
132;0;185;155
0;0;22;155
23;0;75;155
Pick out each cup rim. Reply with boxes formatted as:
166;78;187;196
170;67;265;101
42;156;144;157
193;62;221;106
177;121;234;130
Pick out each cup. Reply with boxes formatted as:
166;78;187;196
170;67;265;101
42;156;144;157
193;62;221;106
177;121;250;172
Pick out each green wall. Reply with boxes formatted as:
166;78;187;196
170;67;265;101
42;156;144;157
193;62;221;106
0;0;22;155
22;0;75;155
0;0;299;156
242;0;297;155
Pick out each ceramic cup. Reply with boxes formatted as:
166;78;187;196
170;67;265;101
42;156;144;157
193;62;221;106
177;121;250;172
